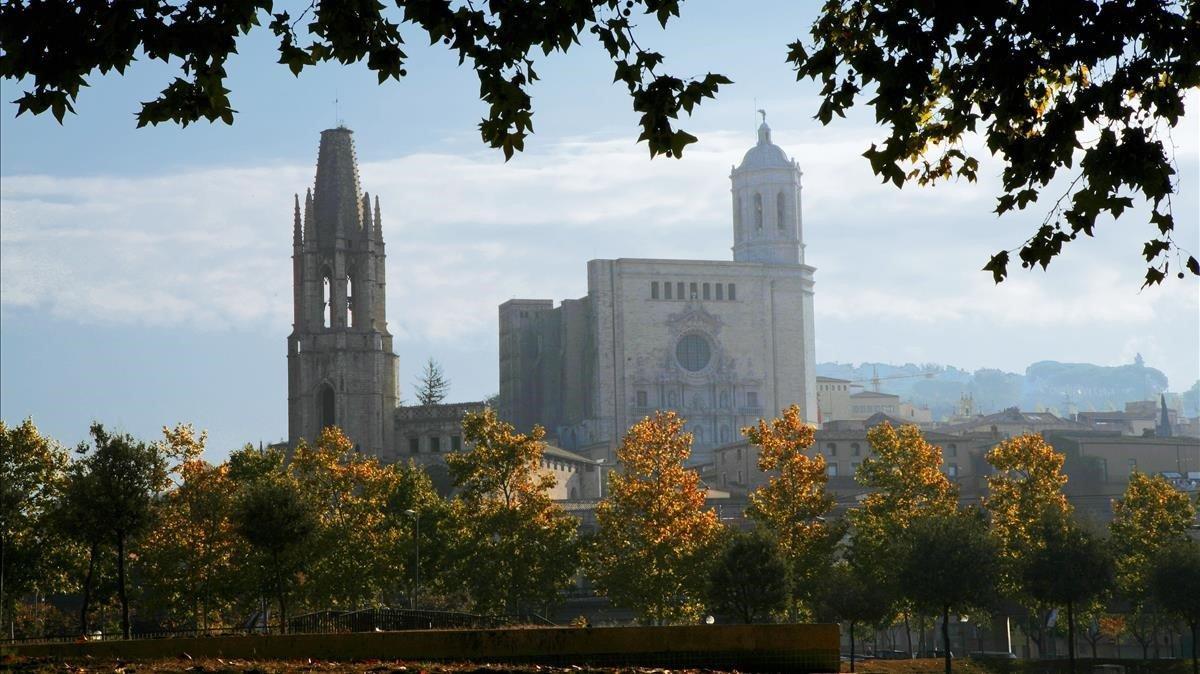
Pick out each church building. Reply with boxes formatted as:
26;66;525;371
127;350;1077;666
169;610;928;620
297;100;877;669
498;116;817;465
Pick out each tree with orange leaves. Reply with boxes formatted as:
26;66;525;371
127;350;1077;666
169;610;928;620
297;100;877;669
446;408;579;615
140;424;240;630
744;404;836;614
589;411;722;624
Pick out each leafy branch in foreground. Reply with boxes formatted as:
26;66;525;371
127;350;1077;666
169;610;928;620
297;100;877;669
788;0;1199;286
0;0;729;159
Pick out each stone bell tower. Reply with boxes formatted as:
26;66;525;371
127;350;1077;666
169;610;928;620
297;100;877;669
287;126;398;455
730;111;804;265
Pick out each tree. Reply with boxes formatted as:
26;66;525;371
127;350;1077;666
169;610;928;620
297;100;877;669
413;358;451;407
232;475;317;633
382;460;454;608
743;405;837;613
0;418;70;637
848;422;958;653
788;0;1198;286
1148;541;1200;674
446;408;579;615
289;427;397;608
1109;472;1196;602
54;454;107;636
1022;518;1114;674
897;509;999;674
706;530;791;624
77;423;170;639
139;424;239;631
814;561;895;673
589;411;722;624
0;1;728;159
983;433;1072;653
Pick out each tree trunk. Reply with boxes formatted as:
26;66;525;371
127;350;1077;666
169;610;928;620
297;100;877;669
1190;621;1197;674
942;606;952;674
1066;601;1076;674
277;589;288;635
80;541;98;636
850;621;856;673
904;612;913;658
116;532;130;639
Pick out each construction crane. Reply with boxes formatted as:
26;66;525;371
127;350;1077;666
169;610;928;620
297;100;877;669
839;365;940;392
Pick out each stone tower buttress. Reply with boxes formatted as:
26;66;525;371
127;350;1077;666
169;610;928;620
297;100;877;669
288;127;398;457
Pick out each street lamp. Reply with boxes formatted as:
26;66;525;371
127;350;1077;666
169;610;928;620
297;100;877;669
594;458;606;499
404;509;419;610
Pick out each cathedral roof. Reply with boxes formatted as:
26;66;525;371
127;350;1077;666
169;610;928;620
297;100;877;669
736;121;793;171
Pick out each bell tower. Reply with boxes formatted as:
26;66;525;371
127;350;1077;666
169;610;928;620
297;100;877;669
288;126;398;455
730;111;804;265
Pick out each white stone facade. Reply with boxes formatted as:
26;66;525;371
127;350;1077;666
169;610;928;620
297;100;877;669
499;119;817;465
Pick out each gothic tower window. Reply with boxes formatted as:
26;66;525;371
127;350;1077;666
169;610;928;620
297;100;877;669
777;192;786;230
754;193;763;230
319;383;336;430
346;273;355;328
321;268;333;328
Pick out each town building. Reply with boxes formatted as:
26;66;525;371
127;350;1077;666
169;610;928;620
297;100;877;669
498;115;818;465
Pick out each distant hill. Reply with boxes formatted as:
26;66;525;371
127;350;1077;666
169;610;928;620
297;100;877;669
815;356;1190;421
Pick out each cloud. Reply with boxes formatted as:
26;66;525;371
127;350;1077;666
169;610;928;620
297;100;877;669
2;123;1198;391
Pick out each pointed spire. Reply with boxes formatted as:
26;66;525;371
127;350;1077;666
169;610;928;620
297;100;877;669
1158;393;1173;437
293;193;302;245
361;192;372;233
373;195;382;239
303;188;314;242
312;127;364;243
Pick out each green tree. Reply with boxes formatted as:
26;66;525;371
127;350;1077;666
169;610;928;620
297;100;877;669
232;476;317;633
447;408;579;615
1022;518;1114;674
743;405;837;614
54;454;107;635
897;509;999;674
77;423;170;639
382;460;453;608
787;0;1198;286
413;357;451;406
1148;541;1200;674
814;561;895;673
1109;472;1196;602
706;530;791;624
589;411;722;624
0;418;70;637
0;1;728;159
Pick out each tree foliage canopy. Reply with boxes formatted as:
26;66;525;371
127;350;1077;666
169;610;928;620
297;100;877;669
707;530;792;624
1109;471;1197;601
788;0;1200;286
0;0;728;159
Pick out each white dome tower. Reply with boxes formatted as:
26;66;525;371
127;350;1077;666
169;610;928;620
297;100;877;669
730;111;804;264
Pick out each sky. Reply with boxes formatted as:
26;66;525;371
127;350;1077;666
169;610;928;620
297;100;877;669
2;0;1198;460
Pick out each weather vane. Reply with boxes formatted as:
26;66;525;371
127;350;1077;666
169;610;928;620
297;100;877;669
758;108;766;124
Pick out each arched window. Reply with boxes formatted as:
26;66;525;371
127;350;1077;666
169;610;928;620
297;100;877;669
719;390;730;408
776;192;786;229
734;194;742;228
321;268;333;328
720;425;731;443
826;442;837;456
319;383;336;430
753;193;763;230
851;442;861;456
345;273;355;328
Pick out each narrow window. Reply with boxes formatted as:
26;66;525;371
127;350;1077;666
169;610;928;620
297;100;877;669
776;192;786;229
321;269;333;328
664;282;673;300
409;437;420;454
429;436;441;453
947;464;959;478
746;391;758;408
728;283;736;301
754;193;763;230
734;194;742;228
716;283;724;300
738;470;743;484
947;443;958;457
719;390;730;408
851;442;861;456
345;273;355;327
451;435;462;451
702;283;711;300
689;282;698;299
720;425;730;442
676;282;684;299
827;464;839;477
636;390;648;407
651;281;659;299
826;442;837;457
319;384;336;430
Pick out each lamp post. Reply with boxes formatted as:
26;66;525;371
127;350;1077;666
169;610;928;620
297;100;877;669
594;458;606;499
404;509;419;610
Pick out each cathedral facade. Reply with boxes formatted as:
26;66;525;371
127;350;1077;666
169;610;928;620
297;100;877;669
498;119;817;465
287;127;399;455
